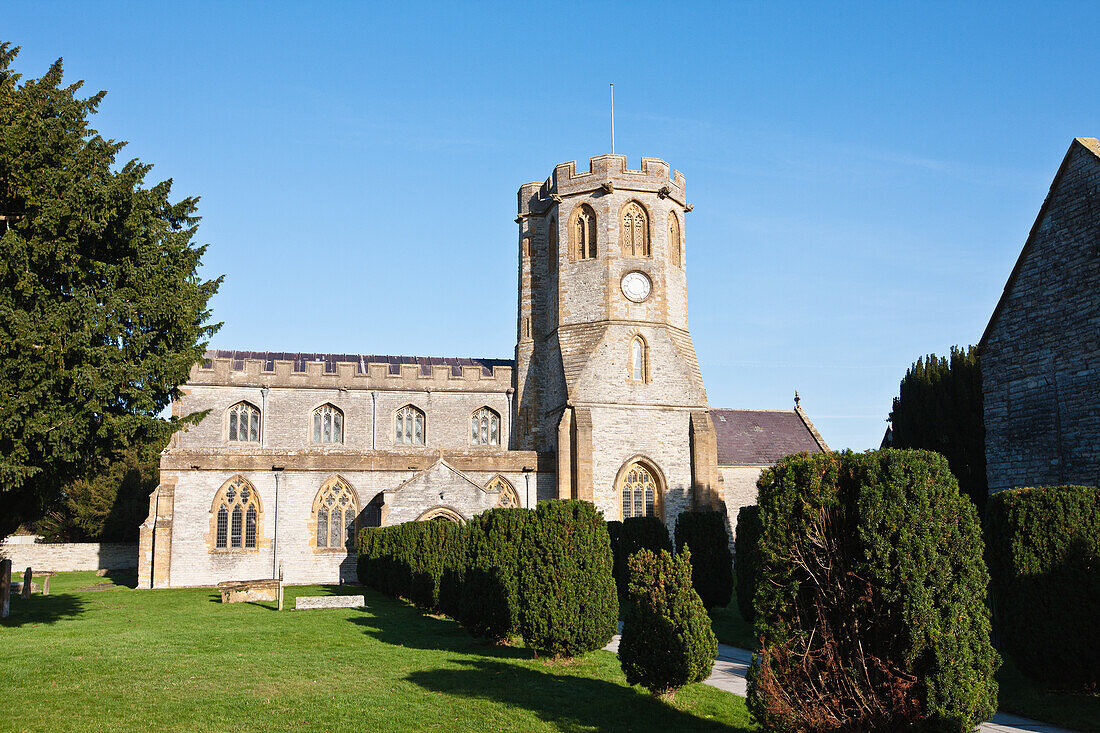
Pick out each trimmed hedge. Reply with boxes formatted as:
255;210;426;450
674;510;733;609
986;485;1100;690
356;520;464;611
461;507;530;640
747;449;998;732
607;516;673;604
619;547;717;696
518;500;618;657
733;505;762;624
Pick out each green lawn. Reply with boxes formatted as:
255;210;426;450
1;572;757;732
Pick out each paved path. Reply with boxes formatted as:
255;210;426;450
603;636;1078;733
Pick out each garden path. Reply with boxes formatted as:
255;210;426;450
603;636;1078;733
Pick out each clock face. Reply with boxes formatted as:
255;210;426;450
621;271;652;303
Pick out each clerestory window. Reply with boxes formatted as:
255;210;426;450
395;405;425;446
470;407;501;446
227;402;261;443
312;404;344;444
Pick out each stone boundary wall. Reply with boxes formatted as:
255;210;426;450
0;541;137;571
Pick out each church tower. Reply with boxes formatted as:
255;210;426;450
513;155;721;522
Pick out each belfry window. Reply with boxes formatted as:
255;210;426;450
471;407;501;446
312;404;344;444
630;336;649;382
227;402;260;443
395;405;425;445
314;477;359;550
212;476;261;550
621;462;658;519
573;204;597;260
621;202;650;257
668;212;682;267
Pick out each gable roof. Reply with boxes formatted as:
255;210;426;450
978;137;1100;351
712;408;829;466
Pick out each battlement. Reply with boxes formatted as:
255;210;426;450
518;155;687;216
189;350;515;392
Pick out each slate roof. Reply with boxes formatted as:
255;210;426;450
711;408;828;466
204;350;514;377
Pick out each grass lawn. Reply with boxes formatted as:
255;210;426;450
1;571;757;732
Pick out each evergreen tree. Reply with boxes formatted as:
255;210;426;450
889;345;987;512
0;44;221;539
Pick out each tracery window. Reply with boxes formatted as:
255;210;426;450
395;405;425;445
312;404;344;444
621;462;658;519
668;212;682;267
489;476;520;508
573;204;597;260
213;476;261;550
630;336;649;382
621;202;650;257
227;402;260;443
314;477;359;550
470;407;501;446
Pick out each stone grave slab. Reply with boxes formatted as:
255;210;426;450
295;595;365;610
217;579;279;604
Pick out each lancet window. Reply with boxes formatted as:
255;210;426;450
573;204;597;260
621;202;650;257
669;212;682;267
630;336;649;382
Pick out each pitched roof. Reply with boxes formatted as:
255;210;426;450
204;349;513;377
711;408;828;466
978;137;1100;351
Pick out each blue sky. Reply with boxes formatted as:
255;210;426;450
7;2;1099;450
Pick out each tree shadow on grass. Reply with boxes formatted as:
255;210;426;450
104;568;138;589
406;657;750;732
1;592;87;628
348;588;528;661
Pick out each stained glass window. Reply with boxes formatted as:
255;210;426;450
211;476;260;552
228;402;261;443
231;506;243;548
245;506;257;548
216;507;228;548
395;406;425;445
621;463;659;519
471;407;501;446
312;404;344;444
314;478;358;550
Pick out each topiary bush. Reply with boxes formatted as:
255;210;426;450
619;547;717;697
985;485;1100;690
733;504;762;624
357;520;465;613
747;449;999;732
674;510;733;609
608;515;673;604
461;507;530;640
518;499;618;657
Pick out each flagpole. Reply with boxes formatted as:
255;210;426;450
610;83;615;154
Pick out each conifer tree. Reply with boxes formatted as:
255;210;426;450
0;43;221;538
888;345;987;511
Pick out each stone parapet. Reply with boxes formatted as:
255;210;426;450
518;155;687;217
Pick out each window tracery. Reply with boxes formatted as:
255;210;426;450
620;462;658;519
395;405;425;445
489;476;520;508
470;407;501;446
228;402;260;443
572;204;597;260
312;404;344;444
212;476;261;550
621;202;650;257
314;477;358;550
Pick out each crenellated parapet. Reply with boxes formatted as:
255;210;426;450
517;154;687;218
189;350;515;393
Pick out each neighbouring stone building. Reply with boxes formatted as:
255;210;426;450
139;154;828;588
980;137;1100;492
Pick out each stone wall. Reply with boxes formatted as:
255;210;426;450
982;138;1100;491
0;541;137;572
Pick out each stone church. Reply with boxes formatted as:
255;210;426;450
138;155;828;588
980;137;1100;492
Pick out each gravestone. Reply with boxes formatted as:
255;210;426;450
21;567;32;599
217;579;279;604
1;559;10;618
11;582;40;595
294;595;365;610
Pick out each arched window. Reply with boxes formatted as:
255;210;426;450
621;462;658;519
489;476;520;508
668;212;682;267
313;476;359;550
312;404;344;444
417;506;465;524
395;405;425;445
212;476;261;550
621;202;650;257
572;204;597;260
630;336;649;382
470;407;501;446
227;402;260;443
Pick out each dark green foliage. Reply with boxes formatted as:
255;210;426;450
461;508;530;640
986;485;1100;690
0;44;221;538
619;547;717;696
748;450;998;732
518;500;618;657
674;511;733;609
356;521;465;612
607;516;673;604
733;505;762;624
889;345;987;513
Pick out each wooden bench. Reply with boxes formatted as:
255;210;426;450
217;578;279;604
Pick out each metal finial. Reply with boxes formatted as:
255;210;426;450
794;390;800;407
